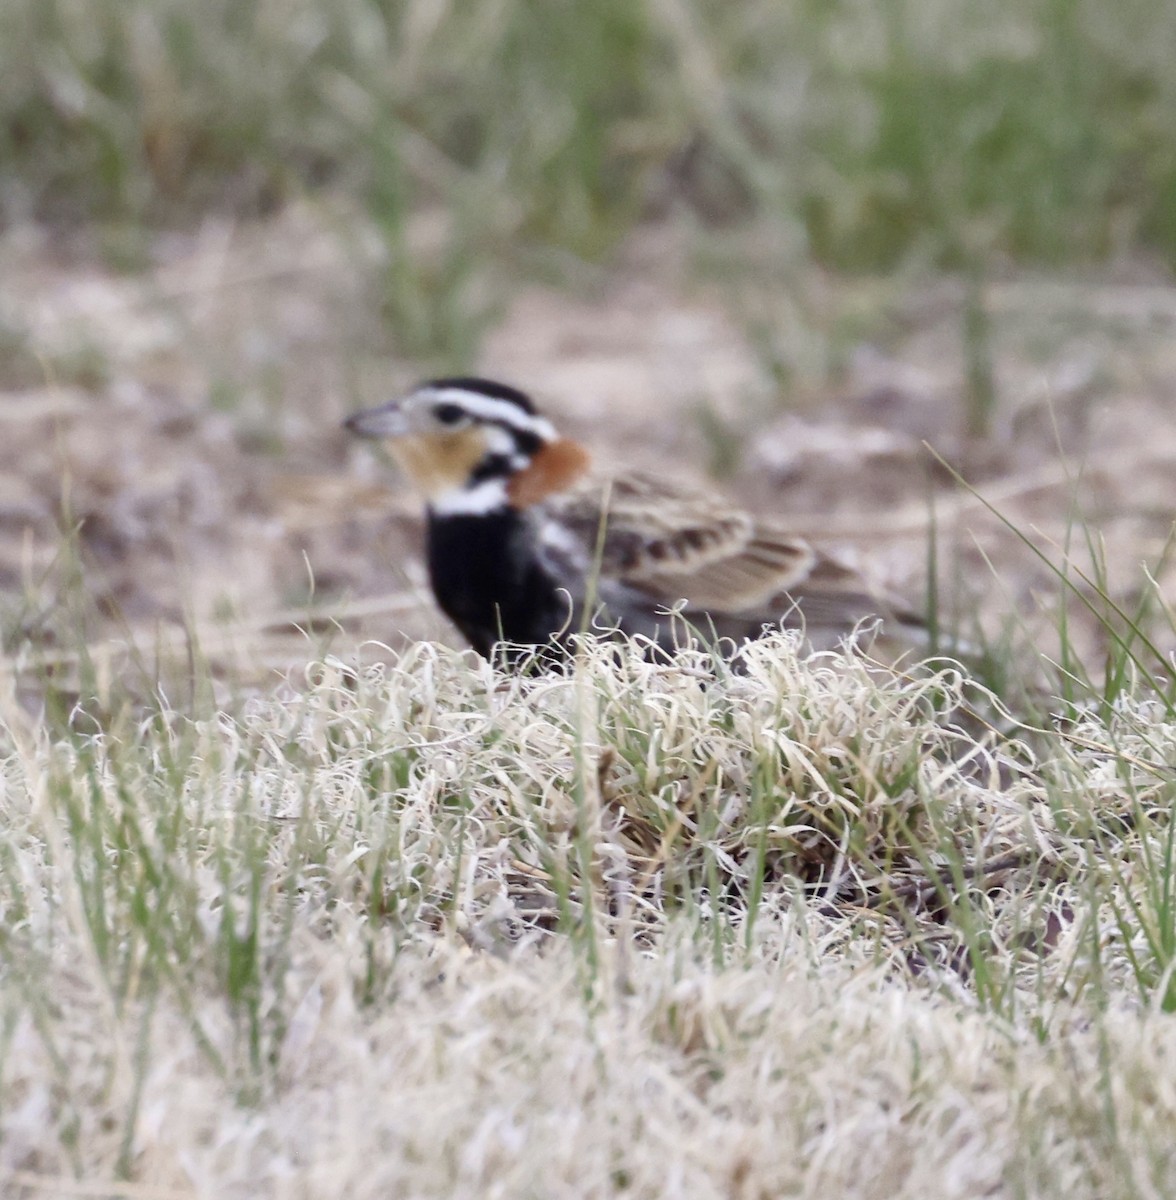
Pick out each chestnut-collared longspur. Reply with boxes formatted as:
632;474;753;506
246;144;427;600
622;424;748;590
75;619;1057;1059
344;377;925;661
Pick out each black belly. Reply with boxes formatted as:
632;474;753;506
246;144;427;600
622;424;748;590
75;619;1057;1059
426;510;570;658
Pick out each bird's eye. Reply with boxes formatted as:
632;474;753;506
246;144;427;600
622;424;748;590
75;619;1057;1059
433;403;466;426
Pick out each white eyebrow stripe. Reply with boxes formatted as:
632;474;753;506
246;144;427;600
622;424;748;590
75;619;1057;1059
424;387;557;440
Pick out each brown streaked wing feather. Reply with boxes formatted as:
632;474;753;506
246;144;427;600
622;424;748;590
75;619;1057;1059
546;471;753;578
761;549;915;630
636;531;818;611
544;471;920;635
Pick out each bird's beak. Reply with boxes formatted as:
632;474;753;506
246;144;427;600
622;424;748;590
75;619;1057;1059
343;401;410;439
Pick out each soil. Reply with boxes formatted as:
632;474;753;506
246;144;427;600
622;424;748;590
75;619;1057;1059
4;200;1176;700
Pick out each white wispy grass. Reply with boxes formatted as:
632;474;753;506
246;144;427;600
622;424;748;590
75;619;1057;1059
2;633;1175;1196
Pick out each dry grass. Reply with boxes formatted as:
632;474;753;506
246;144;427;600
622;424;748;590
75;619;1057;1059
1;163;1175;1200
3;634;1176;1197
4;3;1176;1194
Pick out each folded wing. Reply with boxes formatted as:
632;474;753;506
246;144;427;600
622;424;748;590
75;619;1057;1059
542;471;917;638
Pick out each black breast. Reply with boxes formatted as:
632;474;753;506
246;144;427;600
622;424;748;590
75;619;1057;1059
426;509;571;658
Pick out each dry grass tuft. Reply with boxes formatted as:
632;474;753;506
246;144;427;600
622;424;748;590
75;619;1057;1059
3;634;1176;1195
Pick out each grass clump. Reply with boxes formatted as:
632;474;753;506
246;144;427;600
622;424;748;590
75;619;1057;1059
4;630;1176;1193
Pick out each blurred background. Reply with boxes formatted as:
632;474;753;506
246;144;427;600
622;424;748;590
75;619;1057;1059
4;0;1176;693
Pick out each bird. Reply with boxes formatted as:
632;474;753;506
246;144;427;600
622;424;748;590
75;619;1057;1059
343;376;926;662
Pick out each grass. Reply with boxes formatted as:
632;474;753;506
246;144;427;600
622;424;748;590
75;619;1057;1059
4;1;1176;1193
6;0;1176;371
3;601;1176;1194
1;226;1175;1196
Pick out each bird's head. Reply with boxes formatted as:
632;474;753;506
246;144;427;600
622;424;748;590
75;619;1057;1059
344;377;591;515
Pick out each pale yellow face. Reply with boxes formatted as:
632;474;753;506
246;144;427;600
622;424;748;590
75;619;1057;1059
383;427;492;502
